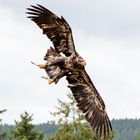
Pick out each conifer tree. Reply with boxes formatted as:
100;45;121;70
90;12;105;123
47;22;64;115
13;111;44;140
0;109;7;140
48;94;114;140
48;93;110;140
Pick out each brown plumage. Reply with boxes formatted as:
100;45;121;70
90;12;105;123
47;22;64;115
27;4;113;139
44;47;68;84
26;4;76;56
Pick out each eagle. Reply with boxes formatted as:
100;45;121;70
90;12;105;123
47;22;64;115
27;4;113;139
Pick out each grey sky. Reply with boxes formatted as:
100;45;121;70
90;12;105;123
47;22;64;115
0;0;140;124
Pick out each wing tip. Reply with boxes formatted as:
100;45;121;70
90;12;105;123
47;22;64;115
96;116;113;140
85;110;113;139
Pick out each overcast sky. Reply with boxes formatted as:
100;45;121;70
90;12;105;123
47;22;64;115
0;0;140;124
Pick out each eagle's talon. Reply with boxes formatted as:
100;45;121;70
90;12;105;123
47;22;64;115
38;63;47;69
48;79;54;84
41;76;49;80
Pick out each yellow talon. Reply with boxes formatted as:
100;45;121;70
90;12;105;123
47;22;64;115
38;63;47;69
48;79;54;84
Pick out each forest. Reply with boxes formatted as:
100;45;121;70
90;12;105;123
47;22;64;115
1;119;140;140
0;94;140;140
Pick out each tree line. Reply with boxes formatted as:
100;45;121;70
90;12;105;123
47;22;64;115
0;93;140;140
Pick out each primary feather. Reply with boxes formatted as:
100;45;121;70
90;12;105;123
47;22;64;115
27;4;113;139
27;4;76;56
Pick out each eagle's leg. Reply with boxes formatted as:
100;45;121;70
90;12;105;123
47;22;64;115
31;61;48;69
38;63;47;69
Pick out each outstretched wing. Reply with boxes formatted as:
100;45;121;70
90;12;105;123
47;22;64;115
27;4;113;139
66;69;113;139
26;4;76;56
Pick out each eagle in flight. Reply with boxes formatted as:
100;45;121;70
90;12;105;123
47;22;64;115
27;4;113;139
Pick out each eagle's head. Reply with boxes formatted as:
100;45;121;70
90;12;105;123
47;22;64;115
65;55;86;70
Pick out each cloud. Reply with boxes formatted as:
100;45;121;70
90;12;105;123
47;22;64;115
0;6;68;124
0;1;140;124
73;30;140;119
2;0;140;39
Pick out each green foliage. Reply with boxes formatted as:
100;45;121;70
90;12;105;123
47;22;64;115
12;111;44;140
0;109;6;122
1;96;140;140
36;123;59;139
1;119;140;139
137;135;140;140
47;93;103;140
112;119;140;140
48;123;98;140
0;109;7;140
